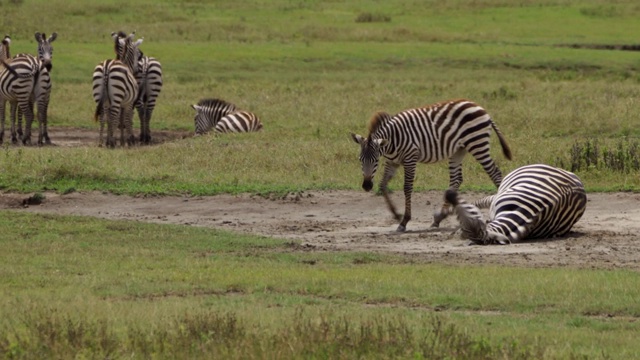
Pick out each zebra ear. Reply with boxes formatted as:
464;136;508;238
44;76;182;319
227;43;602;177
49;32;57;43
35;32;42;42
350;133;364;144
134;38;144;47
191;104;201;111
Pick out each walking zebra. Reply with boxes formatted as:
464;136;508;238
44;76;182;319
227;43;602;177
191;98;237;134
444;164;587;245
92;32;140;147
135;52;162;144
13;32;57;145
215;111;263;133
0;36;50;145
350;99;512;232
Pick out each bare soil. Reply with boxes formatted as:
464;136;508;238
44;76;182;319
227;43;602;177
2;128;640;270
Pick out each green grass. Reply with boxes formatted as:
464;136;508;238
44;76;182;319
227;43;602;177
1;1;640;358
1;211;639;359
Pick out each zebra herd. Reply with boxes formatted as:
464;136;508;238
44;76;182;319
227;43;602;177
351;99;587;245
0;30;263;148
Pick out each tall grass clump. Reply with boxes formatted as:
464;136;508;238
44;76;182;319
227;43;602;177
0;307;544;359
557;137;640;173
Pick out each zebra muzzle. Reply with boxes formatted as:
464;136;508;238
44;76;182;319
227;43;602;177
362;179;374;192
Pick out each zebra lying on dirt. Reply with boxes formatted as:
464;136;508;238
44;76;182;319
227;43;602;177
351;99;511;232
444;164;587;245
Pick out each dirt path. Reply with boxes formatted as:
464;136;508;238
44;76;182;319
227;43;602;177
2;189;640;270
3;128;640;270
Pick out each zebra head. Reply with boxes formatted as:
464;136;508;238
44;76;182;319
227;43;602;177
35;32;57;72
444;190;510;245
0;35;10;61
112;31;142;74
350;133;387;192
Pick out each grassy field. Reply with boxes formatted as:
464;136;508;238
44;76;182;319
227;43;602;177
1;0;640;358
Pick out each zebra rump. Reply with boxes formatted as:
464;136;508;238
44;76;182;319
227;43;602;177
215;111;263;133
445;164;587;245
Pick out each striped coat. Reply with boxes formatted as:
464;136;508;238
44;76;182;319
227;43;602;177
445;164;587;244
351;99;511;232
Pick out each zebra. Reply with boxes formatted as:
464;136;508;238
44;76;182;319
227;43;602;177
113;31;163;145
350;99;512;232
92;32;141;147
0;35;12;144
191;98;237;134
13;32;57;145
215;111;263;133
135;51;162;144
0;37;50;146
444;164;587;245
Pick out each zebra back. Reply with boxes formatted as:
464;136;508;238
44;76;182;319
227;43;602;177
215;111;263;133
488;164;587;240
446;164;587;244
191;98;237;134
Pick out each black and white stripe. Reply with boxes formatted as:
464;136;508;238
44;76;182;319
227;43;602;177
215;111;263;133
0;35;50;146
351;99;512;232
445;164;587;245
92;32;140;148
191;98;237;134
14;32;57;145
135;53;162;144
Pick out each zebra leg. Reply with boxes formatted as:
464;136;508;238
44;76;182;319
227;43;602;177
106;106;118;148
397;158;418;232
123;104;136;146
432;148;467;227
20;101;35;146
0;100;5;145
378;162;402;223
9;101;17;144
468;145;503;188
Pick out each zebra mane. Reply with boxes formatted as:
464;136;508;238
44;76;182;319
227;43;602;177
197;98;237;111
367;111;391;137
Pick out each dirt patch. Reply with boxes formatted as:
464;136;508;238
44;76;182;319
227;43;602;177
2;127;640;270
2;188;640;270
26;127;192;147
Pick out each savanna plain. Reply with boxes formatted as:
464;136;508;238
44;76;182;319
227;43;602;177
1;0;640;358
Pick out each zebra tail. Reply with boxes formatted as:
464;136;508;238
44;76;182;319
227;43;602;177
490;121;512;161
0;59;37;78
94;69;109;122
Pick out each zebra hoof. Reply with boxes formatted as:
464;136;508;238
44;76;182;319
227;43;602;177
430;221;440;228
396;224;406;232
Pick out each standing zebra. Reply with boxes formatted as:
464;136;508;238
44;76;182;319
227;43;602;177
191;98;237;134
0;35;12;144
13;32;57;145
444;164;587;245
92;32;140;147
135;51;162;144
350;99;512;232
215;111;263;133
114;31;163;145
0;37;50;146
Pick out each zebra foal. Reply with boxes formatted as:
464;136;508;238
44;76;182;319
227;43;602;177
191;98;262;134
445;164;587;245
351;99;512;232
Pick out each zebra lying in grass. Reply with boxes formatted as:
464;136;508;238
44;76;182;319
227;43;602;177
444;164;587;245
191;98;263;134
